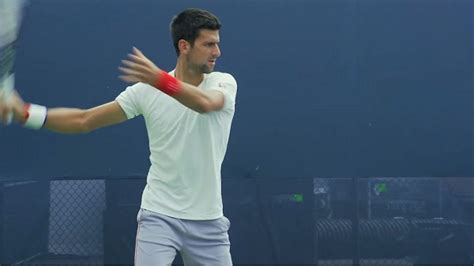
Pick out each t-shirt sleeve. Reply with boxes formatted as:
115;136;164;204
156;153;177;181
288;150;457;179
115;83;145;119
208;73;237;111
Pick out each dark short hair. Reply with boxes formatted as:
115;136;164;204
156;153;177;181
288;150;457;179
170;8;221;56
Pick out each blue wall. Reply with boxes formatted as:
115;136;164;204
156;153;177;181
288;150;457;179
0;0;472;179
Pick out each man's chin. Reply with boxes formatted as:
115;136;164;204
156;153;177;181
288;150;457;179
200;64;215;74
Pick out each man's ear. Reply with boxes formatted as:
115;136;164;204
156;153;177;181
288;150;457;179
178;39;191;55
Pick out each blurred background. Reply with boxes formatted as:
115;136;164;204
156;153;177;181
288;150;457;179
0;0;472;265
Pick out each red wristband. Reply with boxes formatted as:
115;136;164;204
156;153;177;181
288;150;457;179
155;71;182;96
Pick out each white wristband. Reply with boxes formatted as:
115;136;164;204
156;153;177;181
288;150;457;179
23;104;47;129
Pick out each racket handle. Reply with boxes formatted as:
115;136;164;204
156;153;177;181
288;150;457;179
1;74;15;125
6;112;13;125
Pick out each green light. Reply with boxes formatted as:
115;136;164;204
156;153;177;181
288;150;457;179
292;193;304;203
374;183;387;194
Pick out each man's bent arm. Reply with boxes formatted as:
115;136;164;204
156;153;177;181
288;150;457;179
173;83;225;113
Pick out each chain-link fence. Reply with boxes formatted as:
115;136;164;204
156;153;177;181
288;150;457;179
49;179;105;257
0;177;143;265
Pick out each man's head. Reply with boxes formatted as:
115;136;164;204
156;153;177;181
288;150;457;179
170;8;222;73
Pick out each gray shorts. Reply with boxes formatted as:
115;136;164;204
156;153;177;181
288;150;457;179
134;208;232;266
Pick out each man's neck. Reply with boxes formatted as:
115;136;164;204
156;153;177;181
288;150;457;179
174;59;204;87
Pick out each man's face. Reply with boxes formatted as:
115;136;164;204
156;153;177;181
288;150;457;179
186;29;221;74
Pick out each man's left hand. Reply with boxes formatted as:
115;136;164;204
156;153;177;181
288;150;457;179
119;47;161;86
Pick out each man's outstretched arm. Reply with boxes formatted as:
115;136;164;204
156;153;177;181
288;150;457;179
1;90;127;134
44;101;127;134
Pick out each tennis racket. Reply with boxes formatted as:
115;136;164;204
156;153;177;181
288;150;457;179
0;0;26;124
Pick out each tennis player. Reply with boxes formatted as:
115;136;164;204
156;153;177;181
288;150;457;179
0;8;236;266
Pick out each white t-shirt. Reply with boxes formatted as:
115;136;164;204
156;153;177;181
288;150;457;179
115;71;237;220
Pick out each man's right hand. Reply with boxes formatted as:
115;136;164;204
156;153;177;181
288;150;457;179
0;89;26;125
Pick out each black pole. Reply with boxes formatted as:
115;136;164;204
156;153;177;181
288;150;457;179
352;176;360;266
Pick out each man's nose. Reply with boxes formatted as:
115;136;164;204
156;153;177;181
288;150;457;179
213;45;221;57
